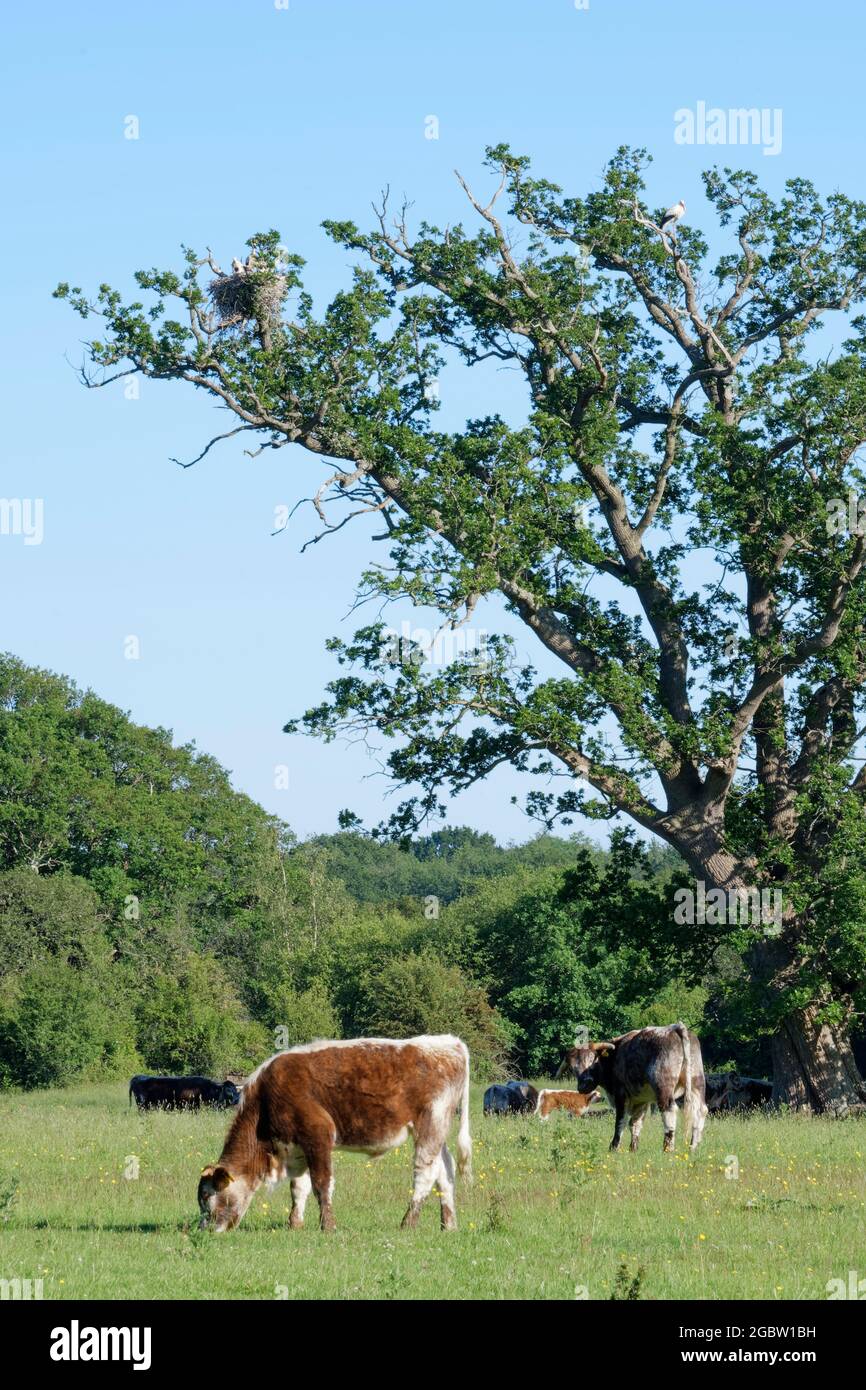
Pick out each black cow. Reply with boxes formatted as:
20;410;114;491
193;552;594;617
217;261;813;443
732;1076;773;1108
129;1075;241;1111
705;1073;732;1112
562;1022;708;1152
706;1072;772;1112
483;1080;538;1115
506;1080;538;1112
483;1084;512;1115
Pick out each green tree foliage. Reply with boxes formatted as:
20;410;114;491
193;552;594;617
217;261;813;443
0;656;282;1085
265;982;340;1050
0;654;771;1091
0;655;291;923
0;869;107;975
134;955;268;1075
0;655;522;1087
309;827;600;904
444;832;715;1073
0;959;138;1089
351;952;511;1081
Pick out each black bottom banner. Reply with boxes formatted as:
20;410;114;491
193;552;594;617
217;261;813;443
2;1297;855;1375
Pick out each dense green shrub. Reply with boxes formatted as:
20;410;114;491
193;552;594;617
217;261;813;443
352;951;512;1080
134;954;269;1076
0;960;139;1088
263;981;340;1049
0;869;108;976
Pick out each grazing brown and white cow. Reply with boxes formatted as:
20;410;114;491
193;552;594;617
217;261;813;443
535;1088;601;1120
197;1035;472;1234
563;1022;708;1152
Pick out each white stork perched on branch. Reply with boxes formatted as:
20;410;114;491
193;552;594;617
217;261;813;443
660;199;686;238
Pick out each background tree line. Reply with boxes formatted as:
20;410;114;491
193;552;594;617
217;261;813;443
4;653;846;1090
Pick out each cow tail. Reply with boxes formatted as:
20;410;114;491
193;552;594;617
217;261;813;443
675;1021;695;1145
553;1056;567;1080
456;1042;473;1185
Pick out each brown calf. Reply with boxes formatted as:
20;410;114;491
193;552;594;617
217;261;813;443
535;1088;601;1120
198;1035;472;1234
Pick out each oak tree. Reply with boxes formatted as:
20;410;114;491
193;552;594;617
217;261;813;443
56;147;866;1110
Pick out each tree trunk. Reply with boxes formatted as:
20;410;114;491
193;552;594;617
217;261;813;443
669;819;866;1114
770;1005;865;1113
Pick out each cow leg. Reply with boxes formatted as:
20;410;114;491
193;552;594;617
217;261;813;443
628;1103;650;1153
610;1097;629;1151
401;1143;442;1230
289;1171;312;1230
436;1144;457;1232
305;1147;336;1233
691;1099;708;1151
659;1092;678;1151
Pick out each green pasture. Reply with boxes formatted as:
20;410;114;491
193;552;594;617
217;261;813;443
0;1082;863;1300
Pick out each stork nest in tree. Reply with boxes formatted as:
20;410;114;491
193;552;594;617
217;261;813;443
208;270;287;330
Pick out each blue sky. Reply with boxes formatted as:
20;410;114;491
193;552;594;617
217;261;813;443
2;0;862;842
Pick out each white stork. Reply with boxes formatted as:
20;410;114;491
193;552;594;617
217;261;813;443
660;199;686;237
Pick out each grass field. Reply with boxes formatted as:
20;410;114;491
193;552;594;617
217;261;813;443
1;1081;863;1300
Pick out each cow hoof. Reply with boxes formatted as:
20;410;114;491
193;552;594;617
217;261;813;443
440;1208;457;1232
289;1215;303;1230
401;1210;419;1230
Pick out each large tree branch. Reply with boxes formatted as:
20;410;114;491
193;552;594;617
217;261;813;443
717;532;866;785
